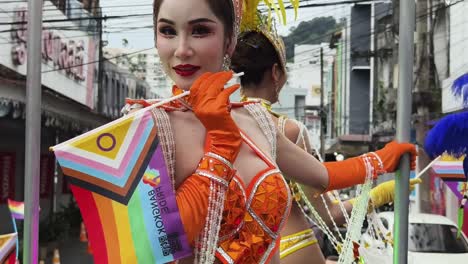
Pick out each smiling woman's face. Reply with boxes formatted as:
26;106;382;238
155;0;229;91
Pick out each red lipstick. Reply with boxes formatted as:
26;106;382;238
173;64;201;77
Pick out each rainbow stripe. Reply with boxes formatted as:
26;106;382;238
7;200;24;220
69;145;191;264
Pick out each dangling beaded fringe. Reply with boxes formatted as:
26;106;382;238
194;180;227;264
338;156;374;264
152;108;176;191
244;103;277;160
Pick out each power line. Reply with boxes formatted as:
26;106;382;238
1;0;462;75
41;47;154;74
288;0;465;65
0;13;153;26
0;0;374;26
0;0;349;41
0;3;153;14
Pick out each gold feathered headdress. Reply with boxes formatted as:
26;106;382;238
240;0;300;68
231;0;243;38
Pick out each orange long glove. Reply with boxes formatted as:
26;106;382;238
374;141;417;172
176;72;241;245
188;71;242;162
324;141;417;192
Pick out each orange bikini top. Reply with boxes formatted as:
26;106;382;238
216;132;291;264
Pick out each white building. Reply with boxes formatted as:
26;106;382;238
438;0;468;113
286;44;335;150
287;44;335;107
104;48;172;98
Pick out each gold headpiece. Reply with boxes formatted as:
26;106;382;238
231;0;243;38
240;0;299;69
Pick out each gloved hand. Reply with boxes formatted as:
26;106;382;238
348;178;422;207
374;141;417;173
187;71;241;163
370;178;422;207
323;141;417;192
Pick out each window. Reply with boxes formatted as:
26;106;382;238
408;223;468;253
380;218;389;229
110;78;115;114
51;0;66;13
295;95;306;122
75;0;97;14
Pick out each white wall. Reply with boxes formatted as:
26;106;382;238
272;85;308;118
441;1;468;113
287;44;335;108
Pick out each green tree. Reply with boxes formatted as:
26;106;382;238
282;16;341;61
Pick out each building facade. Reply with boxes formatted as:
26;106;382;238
0;0;156;236
104;47;172;98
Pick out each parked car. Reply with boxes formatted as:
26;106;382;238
361;212;468;263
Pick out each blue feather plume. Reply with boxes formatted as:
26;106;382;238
451;73;468;106
424;111;468;159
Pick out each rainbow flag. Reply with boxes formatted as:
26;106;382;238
431;155;466;181
7;200;24;220
52;109;191;263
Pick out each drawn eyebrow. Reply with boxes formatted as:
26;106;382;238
188;18;216;24
157;18;216;25
157;18;174;25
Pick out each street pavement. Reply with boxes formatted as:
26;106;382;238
41;238;93;264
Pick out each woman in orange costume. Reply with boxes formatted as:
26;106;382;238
119;0;417;263
230;15;421;263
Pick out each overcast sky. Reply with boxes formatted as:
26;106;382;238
101;0;348;49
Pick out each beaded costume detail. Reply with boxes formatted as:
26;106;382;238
216;133;291;264
122;96;292;264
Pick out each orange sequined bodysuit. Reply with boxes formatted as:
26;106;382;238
216;133;291;263
124;91;292;264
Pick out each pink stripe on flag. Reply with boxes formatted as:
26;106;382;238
433;165;463;169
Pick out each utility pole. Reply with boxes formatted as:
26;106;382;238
370;2;376;140
394;0;415;263
23;0;44;263
371;2;379;146
320;46;325;159
97;9;105;113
